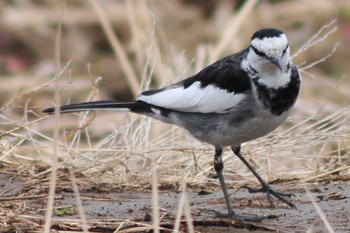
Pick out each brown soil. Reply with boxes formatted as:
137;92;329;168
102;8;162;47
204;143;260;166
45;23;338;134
1;170;350;233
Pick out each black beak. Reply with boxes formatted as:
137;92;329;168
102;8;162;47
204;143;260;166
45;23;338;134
269;56;283;71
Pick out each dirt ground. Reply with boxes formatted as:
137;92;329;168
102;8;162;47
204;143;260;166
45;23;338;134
1;169;350;233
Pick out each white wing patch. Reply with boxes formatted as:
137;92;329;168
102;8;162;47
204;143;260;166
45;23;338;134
139;81;245;113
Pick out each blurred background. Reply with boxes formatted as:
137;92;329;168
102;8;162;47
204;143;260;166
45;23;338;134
1;0;349;111
0;0;349;184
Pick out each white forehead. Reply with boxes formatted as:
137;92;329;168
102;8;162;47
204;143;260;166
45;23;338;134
251;34;288;52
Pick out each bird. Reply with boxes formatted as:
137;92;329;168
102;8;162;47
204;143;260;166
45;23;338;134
43;28;301;221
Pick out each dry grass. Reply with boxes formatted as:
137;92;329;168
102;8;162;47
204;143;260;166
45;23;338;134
0;0;350;232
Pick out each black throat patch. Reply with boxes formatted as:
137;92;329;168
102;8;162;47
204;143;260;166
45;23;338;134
252;66;301;116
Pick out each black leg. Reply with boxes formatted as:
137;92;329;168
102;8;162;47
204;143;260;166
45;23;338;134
231;146;296;209
211;146;264;221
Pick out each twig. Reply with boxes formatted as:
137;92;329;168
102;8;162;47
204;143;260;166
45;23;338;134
44;2;65;233
304;185;335;233
65;74;101;141
0;116;48;138
299;165;350;183
0;194;46;202
88;0;140;96
0;61;71;112
209;0;258;63
300;42;340;71
293;19;338;59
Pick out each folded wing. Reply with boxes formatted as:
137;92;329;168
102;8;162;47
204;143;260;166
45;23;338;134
139;55;251;114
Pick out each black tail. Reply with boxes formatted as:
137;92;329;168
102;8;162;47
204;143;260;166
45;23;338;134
43;100;152;115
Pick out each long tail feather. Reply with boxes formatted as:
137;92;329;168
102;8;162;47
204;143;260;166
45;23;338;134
43;100;147;115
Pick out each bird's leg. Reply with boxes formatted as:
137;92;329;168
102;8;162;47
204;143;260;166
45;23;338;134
211;146;264;221
231;146;296;209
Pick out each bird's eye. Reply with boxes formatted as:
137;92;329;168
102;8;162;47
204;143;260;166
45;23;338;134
282;45;289;56
251;46;267;58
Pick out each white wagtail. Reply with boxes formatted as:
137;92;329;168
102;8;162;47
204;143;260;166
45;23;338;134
44;28;301;221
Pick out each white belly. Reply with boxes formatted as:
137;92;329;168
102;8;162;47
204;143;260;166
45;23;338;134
193;109;290;147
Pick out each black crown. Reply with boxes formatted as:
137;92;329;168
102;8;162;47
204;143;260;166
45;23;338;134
251;28;284;40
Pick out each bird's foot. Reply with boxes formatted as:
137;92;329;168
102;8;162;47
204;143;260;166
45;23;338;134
210;210;265;222
238;184;296;209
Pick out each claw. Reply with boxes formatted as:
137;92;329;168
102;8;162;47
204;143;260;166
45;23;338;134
237;184;296;209
237;185;264;193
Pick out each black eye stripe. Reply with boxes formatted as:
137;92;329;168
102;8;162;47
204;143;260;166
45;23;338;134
251;45;267;58
251;45;289;57
282;45;289;55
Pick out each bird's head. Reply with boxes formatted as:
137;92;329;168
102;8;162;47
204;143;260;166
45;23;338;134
249;28;290;72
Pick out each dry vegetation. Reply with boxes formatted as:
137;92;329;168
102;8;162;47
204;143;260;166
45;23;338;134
0;0;350;232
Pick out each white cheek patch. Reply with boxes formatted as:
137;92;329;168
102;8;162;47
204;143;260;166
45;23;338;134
139;81;245;113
